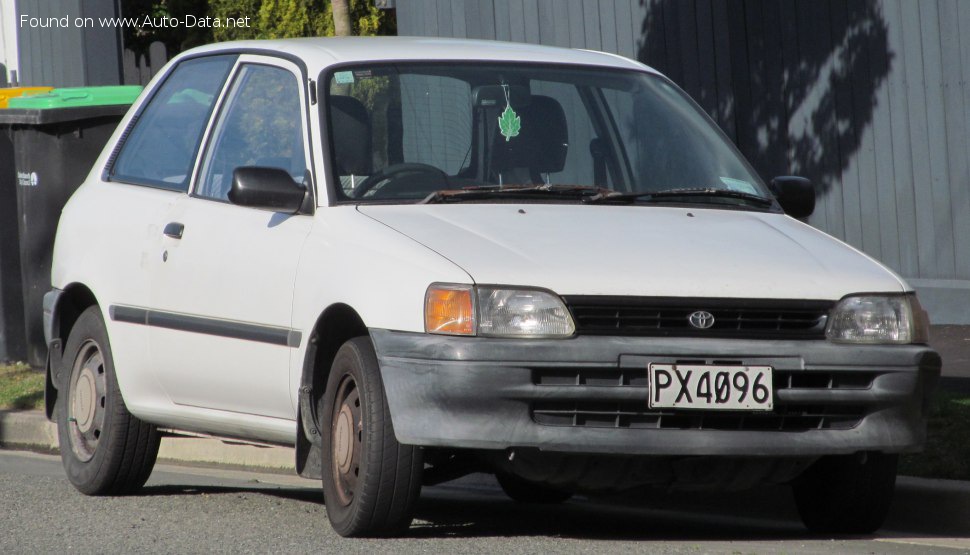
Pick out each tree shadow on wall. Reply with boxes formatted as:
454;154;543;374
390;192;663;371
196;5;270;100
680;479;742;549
637;0;892;197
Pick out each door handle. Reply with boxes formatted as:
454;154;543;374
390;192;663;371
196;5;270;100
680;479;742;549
163;222;184;239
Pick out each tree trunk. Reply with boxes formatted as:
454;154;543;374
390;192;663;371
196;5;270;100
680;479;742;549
332;0;351;37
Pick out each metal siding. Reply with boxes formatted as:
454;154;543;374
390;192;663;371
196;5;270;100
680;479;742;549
434;1;453;38
581;0;601;51
615;0;636;59
81;0;121;86
494;0;511;41
566;0;585;48
693;0;718;119
900;0;937;278
451;0;467;38
919;0;956;278
598;0;618;56
884;0;920;278
15;0;120;86
711;0;736;139
520;0;539;44
536;0;559;46
508;0;527;43
955;1;970;279
851;1;882;259
478;0;496;41
870;0;901;271
833;0;864;250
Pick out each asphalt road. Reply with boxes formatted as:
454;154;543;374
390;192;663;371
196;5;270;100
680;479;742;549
1;449;967;554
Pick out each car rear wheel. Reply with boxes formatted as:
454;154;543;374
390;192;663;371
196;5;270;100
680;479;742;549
496;472;573;504
792;452;897;534
319;337;423;537
57;306;160;495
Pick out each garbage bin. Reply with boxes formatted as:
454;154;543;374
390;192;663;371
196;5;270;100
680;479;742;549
0;85;142;368
0;87;54;362
0;87;52;108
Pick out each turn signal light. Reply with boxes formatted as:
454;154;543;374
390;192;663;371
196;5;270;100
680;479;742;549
425;284;475;335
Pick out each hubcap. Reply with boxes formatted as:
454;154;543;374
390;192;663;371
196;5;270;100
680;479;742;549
330;374;362;507
334;405;354;474
68;340;107;462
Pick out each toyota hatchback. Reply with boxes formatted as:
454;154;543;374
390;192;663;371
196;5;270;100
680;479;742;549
44;37;940;537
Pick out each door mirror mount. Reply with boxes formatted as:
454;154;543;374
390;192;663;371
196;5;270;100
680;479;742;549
769;176;815;219
229;166;307;214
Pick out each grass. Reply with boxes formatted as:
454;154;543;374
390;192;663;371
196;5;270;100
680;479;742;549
0;362;44;410
900;392;970;482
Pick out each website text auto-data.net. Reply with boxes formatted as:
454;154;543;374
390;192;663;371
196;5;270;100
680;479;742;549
18;14;251;30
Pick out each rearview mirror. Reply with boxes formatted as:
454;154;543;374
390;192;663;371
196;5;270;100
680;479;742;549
472;84;531;108
770;176;815;219
229;166;307;214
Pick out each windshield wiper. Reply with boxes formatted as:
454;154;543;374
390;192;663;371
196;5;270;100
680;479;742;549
583;187;775;208
420;184;615;204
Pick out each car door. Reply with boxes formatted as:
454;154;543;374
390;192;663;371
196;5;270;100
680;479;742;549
95;54;236;407
148;56;313;419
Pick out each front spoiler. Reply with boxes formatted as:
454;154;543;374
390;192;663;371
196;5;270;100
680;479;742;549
371;329;940;456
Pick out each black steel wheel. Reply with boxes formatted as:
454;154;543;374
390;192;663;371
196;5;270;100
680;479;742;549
57;306;160;495
319;337;423;537
793;452;898;534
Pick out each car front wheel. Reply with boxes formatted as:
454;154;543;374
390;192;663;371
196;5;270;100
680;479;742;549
57;306;160;495
792;452;897;534
319;336;423;537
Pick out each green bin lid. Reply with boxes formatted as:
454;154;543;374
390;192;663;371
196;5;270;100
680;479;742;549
8;85;143;109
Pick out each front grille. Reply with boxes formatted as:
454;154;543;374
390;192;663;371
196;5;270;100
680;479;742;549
531;401;866;431
529;365;875;432
533;368;877;390
563;296;833;339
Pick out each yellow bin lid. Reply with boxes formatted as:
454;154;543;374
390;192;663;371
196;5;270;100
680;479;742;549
0;87;54;108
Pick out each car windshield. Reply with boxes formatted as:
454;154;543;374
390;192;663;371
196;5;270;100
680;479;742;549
324;63;769;207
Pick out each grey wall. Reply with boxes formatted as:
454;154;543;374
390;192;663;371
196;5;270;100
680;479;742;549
15;0;123;87
397;0;970;324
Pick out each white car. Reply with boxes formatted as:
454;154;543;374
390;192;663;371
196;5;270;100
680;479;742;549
44;37;940;537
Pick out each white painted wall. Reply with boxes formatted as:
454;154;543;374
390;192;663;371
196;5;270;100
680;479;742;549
0;0;19;85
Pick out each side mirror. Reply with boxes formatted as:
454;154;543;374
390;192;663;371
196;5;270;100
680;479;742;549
770;176;815;219
229;166;307;214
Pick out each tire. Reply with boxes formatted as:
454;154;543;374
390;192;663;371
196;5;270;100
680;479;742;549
496;472;573;504
792;452;898;534
56;306;160;495
319;337;423;537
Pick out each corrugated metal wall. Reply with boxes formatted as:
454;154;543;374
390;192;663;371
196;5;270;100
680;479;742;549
15;0;123;87
397;0;970;324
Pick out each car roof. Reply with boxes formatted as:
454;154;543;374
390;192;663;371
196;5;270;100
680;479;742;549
178;36;656;75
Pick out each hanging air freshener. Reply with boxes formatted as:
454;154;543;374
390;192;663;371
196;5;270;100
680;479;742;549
497;84;521;142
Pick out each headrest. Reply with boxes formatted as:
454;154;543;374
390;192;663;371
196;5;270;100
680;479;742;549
492;95;568;175
329;95;372;175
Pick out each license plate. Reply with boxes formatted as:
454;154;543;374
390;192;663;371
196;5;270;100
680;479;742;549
647;364;773;410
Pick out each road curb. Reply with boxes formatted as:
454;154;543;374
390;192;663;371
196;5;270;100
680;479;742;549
0;409;294;471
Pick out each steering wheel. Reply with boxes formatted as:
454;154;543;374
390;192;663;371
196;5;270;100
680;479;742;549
351;163;448;198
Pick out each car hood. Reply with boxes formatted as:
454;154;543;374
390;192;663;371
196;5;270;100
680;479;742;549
356;204;907;299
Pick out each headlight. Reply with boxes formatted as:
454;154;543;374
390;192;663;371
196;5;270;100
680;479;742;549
477;287;575;337
425;284;575;338
826;294;929;344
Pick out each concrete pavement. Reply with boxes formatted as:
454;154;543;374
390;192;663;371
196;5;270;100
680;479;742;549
0;409;294;471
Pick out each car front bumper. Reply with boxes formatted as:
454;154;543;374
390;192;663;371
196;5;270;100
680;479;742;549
371;329;941;456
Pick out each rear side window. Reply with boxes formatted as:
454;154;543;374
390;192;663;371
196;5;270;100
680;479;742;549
111;55;236;191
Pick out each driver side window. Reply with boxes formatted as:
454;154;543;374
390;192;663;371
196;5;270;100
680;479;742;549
197;64;307;201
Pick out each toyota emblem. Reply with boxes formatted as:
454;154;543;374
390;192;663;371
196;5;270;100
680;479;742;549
688;310;715;329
